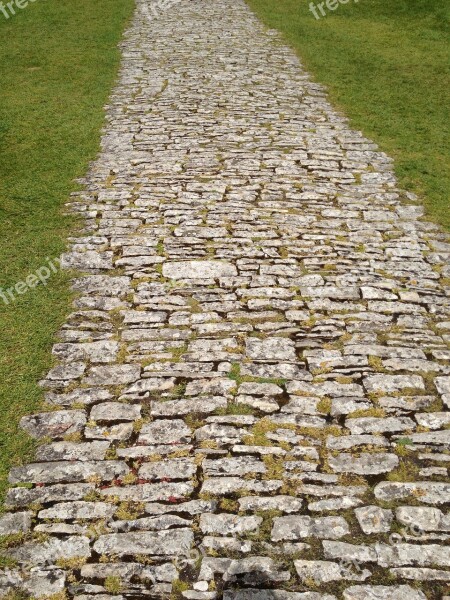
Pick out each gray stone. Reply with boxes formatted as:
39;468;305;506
8;536;91;566
203;457;266;477
375;543;450;567
328;453;399;475
53;340;119;364
395;506;450;532
346;417;414;434
20;410;86;438
355;506;393;534
163;260;237;280
343;586;426;599
93;529;194;556
150;396;227;417
139;458;196;480
201;536;252;554
435;376;450;395
326;435;388;450
364;375;425;393
390;567;450;580
21;568;66;598
5;483;95;508
90;402;141;421
36;441;110;462
223;592;336;600
3;0;450;595
201;478;282;496
0;511;32;535
9;460;129;484
110;514;191;532
38;501;116;520
309;497;363;512
200;514;262;535
246;338;296;361
84;364;140;385
139;419;191;445
238;496;303;514
323;541;377;563
145;500;217;516
271;516;350;541
374;482;450;504
100;482;193;502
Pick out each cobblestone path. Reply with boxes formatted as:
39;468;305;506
1;0;450;598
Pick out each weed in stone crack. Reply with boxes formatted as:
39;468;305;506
316;397;332;415
133;418;145;433
0;555;18;569
214;402;254;417
83;490;102;502
394;440;414;457
220;498;238;512
121;472;138;485
0;531;47;548
86;519;109;540
63;431;83;443
55;557;87;570
185;413;205;430
1;593;30;600
156;240;165;256
387;458;420;482
115;501;145;520
262;455;284;479
169;344;188;361
171;579;190;597
104;576;123;594
170;382;188;399
243;418;281;447
245;509;282;543
347;407;386;419
104;446;118;460
368;355;386;372
227;362;241;382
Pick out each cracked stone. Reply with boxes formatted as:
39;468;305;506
200;514;262;536
355;506;393;534
271;516;350;541
163;261;237;280
93;529;194;557
328;453;399;475
20;410;86;439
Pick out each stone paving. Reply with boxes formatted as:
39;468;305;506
1;0;450;598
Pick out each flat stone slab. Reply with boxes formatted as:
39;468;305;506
162;260;237;280
93;529;194;557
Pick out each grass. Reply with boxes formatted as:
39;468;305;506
245;0;450;229
0;0;134;504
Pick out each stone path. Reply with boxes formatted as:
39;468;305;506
1;0;450;598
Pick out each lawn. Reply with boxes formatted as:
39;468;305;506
246;0;450;228
0;0;134;503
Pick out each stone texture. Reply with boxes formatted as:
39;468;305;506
20;410;86;439
93;529;194;557
2;0;449;598
355;506;393;534
272;516;350;541
328;453;399;475
163;261;237;280
343;586;426;599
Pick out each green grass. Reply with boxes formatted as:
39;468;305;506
0;0;134;503
246;0;450;228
